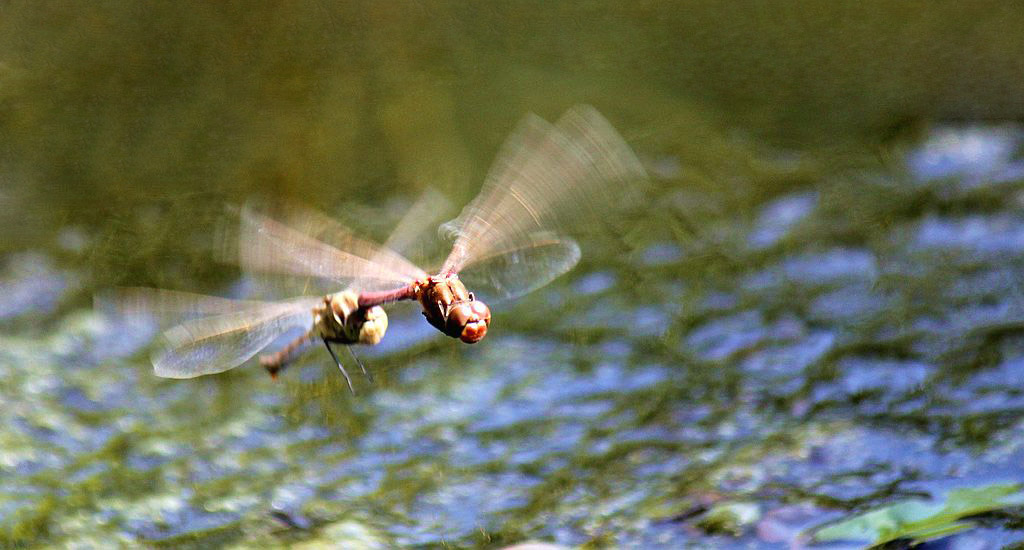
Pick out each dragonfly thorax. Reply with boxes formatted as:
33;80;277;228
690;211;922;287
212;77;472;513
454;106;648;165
315;291;388;346
416;275;491;343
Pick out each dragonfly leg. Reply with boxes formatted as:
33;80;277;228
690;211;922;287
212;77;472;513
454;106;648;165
346;346;374;384
323;338;355;394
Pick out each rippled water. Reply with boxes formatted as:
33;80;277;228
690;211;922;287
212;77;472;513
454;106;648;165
3;125;1024;548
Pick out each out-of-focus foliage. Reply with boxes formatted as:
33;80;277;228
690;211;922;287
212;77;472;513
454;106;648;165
811;483;1024;546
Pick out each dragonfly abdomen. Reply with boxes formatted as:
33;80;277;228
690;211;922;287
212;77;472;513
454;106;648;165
260;330;314;378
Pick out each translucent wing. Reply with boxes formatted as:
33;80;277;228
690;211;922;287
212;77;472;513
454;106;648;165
95;287;267;327
381;188;454;266
96;288;318;378
238;205;427;292
271;191;453;270
440;105;646;292
456;233;581;302
154;301;313;378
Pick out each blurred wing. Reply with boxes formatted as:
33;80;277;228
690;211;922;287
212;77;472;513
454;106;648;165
238;205;426;292
96;287;265;327
154;299;314;378
456;233;581;302
440;105;646;277
381;188;454;265
96;288;319;378
97;286;319;376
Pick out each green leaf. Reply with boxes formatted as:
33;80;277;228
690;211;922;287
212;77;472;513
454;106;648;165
810;482;1024;546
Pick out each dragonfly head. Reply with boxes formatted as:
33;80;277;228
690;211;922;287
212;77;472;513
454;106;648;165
357;305;388;345
447;297;491;343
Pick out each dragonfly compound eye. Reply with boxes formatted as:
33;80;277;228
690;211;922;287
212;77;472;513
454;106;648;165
447;301;490;343
469;300;491;323
357;306;388;345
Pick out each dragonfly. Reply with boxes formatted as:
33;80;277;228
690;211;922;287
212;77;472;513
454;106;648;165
99;104;645;390
95;192;448;392
240;104;646;345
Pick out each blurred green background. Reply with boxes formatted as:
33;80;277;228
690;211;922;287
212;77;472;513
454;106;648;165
2;1;1022;285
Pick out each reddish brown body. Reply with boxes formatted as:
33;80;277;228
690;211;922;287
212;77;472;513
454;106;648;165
415;275;491;343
